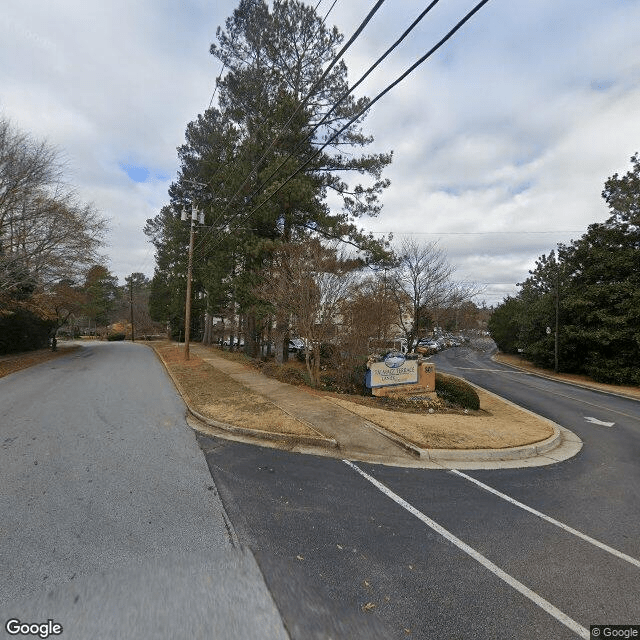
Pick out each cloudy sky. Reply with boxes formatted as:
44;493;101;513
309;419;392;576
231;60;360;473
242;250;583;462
2;0;640;305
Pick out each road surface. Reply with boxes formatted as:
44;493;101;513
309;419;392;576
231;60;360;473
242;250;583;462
2;341;639;639
0;341;288;640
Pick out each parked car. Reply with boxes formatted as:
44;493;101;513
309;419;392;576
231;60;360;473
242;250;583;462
415;338;439;355
288;338;305;352
222;337;244;347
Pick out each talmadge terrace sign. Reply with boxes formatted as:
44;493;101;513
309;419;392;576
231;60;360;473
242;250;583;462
365;352;436;398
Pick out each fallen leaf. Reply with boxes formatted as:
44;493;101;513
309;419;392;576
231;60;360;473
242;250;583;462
362;602;376;612
296;555;304;561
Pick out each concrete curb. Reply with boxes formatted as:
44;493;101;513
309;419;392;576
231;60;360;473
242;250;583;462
363;420;422;457
151;345;338;450
187;406;338;449
326;387;564;462
151;343;579;466
420;425;561;462
491;354;640;402
366;419;561;462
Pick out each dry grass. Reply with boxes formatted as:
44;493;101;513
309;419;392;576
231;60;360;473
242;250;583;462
154;343;319;437
186;344;556;449
326;387;554;449
0;345;79;378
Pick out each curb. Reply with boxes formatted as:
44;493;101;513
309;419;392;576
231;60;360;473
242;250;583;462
326;388;564;463
151;346;338;450
152;343;573;465
187;406;338;449
421;425;561;462
367;421;561;463
363;420;422;457
491;354;640;402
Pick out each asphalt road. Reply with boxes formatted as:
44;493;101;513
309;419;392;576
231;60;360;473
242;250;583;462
2;341;638;639
201;346;640;639
0;341;288;640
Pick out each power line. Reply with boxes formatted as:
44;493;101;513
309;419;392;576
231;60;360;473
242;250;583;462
207;63;226;110
199;0;386;224
366;230;583;235
200;0;444;253
198;0;492;258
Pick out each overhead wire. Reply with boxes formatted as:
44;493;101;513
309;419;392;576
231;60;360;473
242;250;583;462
196;0;444;253
195;0;386;236
197;0;493;258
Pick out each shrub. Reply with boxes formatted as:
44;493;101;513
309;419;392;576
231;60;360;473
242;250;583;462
0;309;53;354
260;362;308;386
107;332;126;341
435;372;480;410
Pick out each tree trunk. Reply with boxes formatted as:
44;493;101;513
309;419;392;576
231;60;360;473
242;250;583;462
245;313;259;358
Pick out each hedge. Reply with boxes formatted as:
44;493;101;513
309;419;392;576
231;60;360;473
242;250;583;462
435;372;480;410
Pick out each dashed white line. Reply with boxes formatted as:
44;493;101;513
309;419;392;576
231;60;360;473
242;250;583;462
344;460;590;639
451;470;640;569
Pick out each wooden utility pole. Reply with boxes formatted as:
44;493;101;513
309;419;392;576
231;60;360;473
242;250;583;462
129;275;135;342
181;181;207;360
184;212;196;360
554;266;559;373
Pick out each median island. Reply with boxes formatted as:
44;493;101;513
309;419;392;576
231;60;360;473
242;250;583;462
153;342;556;453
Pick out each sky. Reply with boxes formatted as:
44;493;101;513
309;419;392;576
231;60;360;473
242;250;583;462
2;0;640;306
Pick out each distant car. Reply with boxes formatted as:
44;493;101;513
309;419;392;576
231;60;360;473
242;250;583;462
288;338;304;352
415;339;439;355
222;337;244;347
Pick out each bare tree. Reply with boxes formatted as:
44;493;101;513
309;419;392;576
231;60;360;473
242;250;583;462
390;239;484;350
390;238;454;351
338;273;398;362
0;118;106;310
260;239;359;387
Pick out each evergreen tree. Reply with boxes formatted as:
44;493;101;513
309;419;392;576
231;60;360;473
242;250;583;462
147;0;393;355
489;154;640;385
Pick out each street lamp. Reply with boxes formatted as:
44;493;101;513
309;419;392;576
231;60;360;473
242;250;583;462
181;203;204;360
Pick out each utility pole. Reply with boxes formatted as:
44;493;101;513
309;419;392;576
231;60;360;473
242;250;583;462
554;264;560;373
181;203;204;360
129;275;135;342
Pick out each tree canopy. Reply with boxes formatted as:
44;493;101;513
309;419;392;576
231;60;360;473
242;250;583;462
0;118;108;352
146;0;393;351
488;153;640;385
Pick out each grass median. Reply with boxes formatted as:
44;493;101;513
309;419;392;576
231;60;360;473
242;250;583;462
153;342;323;439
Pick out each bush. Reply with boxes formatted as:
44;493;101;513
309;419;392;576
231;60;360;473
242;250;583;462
294;342;337;366
260;362;308;386
0;309;53;354
107;332;126;341
435;373;480;410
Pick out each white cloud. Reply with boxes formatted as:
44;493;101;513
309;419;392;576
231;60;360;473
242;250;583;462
1;0;639;303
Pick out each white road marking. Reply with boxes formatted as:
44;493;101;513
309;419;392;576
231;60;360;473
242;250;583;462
344;460;590;639
451;470;640;569
584;416;615;427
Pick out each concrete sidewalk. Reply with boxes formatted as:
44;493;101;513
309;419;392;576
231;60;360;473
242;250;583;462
192;345;415;463
182;345;581;470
